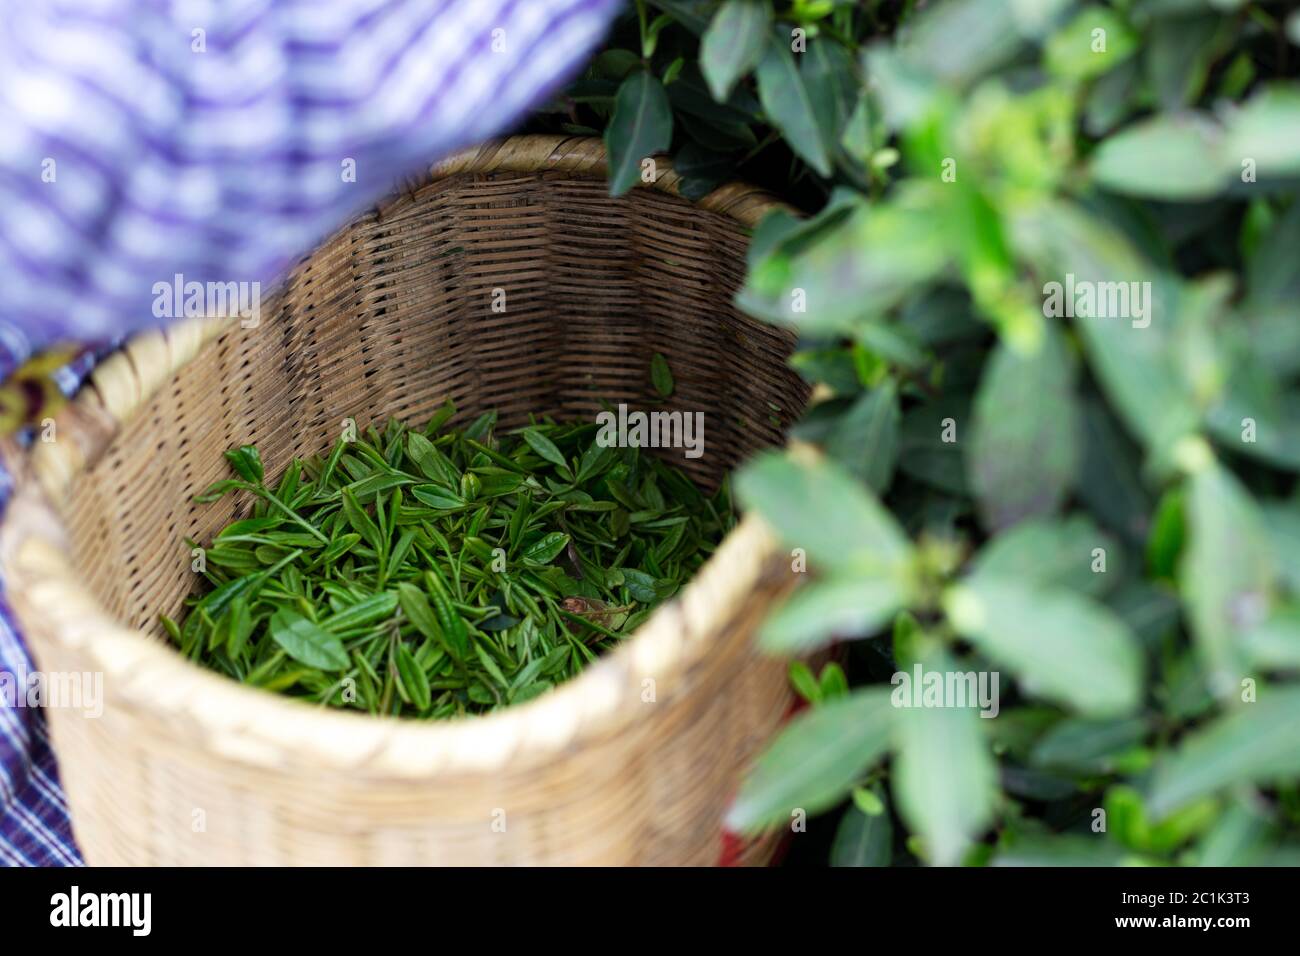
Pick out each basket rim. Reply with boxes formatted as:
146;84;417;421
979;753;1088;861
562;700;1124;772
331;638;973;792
0;135;792;777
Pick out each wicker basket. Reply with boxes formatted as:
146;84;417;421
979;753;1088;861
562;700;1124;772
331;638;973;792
0;136;810;866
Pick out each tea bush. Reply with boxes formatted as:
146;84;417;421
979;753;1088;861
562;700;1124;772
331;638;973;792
542;0;1300;865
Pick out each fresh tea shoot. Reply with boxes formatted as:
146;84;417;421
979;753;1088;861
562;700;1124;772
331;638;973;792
162;400;733;718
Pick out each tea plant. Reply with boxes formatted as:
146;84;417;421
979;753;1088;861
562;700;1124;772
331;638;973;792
550;0;1300;865
164;401;733;718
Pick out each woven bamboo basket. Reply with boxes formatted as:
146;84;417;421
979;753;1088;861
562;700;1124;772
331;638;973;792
0;135;810;866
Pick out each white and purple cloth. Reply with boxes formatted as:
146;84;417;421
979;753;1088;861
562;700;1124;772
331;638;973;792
0;0;621;865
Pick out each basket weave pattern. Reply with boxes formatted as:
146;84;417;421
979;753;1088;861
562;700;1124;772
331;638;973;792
1;136;809;865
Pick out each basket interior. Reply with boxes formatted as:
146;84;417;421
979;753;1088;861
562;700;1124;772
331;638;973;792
58;169;808;632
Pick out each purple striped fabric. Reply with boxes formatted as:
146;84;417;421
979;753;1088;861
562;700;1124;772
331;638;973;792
0;0;622;377
0;594;81;867
0;0;621;866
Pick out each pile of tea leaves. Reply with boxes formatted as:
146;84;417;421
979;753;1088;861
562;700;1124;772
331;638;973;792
162;400;733;719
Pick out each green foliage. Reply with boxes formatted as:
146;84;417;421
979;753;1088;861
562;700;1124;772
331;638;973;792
165;404;732;718
556;0;1300;865
700;0;770;100
650;351;675;397
605;70;674;195
831;785;893;867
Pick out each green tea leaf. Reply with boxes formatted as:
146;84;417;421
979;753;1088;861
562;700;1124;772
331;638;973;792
1226;85;1300;177
395;643;432;711
1181;463;1277;695
831;792;893;867
1031;716;1149;774
968;329;1080;531
1090;114;1228;200
727;688;894;832
819;662;848;701
425;570;470;662
759;576;907;653
802;34;859;152
605;72;673;196
898;396;968;495
825;381;900;494
736;451;912;573
224;596;253;659
650;352;674;398
1244;607;1300;669
899;0;1047;87
224;445;264;484
1146;487;1185;581
323;592;398;632
1076;395;1151;545
521;428;569;471
1044;8;1138;81
1148;688;1300;819
1195;797;1269;867
945;577;1143;715
892;650;997;867
788;661;821;705
1015;202;1198;454
411;484;466;510
699;0;769;101
269;609;349;671
738;197;947;333
397;583;452;660
523;532;571;566
969;515;1116;596
756;38;832;177
1145;13;1225;110
341;487;383;553
406;431;458;485
217;517;282;538
992;837;1129;867
620;568;660;603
